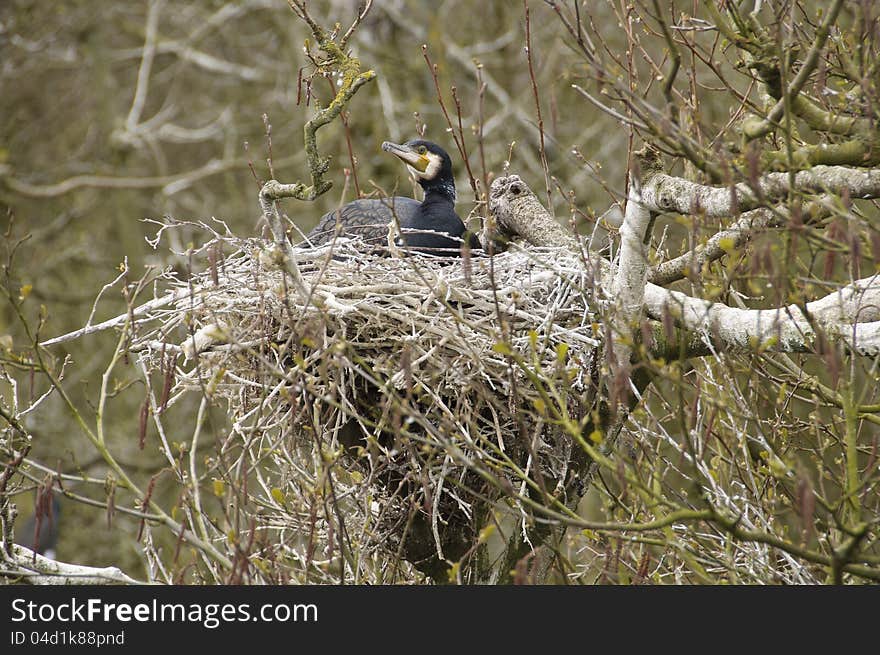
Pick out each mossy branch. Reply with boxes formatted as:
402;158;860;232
741;0;846;141
761;138;880;169
261;2;377;244
742;93;871;140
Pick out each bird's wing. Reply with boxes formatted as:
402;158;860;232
305;198;420;246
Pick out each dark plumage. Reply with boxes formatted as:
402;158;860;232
305;140;476;255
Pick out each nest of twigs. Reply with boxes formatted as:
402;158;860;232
134;232;603;580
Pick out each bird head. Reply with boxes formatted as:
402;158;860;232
381;140;454;194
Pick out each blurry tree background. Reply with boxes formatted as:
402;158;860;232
2;0;879;583
4;0;607;575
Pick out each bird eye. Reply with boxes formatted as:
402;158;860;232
417;145;427;155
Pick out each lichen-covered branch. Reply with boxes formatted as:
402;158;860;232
640;166;880;218
489;173;880;357
486;175;579;250
1;545;142;585
260;2;377;245
740;0;846;140
648;198;832;286
761;139;880;169
644;278;880;356
610;148;659;374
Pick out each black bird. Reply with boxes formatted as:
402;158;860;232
305;139;476;255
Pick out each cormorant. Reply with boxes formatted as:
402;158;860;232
305;139;476;255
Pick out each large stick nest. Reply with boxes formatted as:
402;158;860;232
134;231;604;579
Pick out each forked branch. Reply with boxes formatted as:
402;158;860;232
261;2;377;244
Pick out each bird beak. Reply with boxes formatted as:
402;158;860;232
381;141;428;172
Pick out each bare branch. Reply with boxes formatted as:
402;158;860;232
641;166;880;218
644;279;880;356
2;546;143;585
259;2;377;247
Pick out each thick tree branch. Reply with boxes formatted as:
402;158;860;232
487;175;579;249
640;166;880;218
761;139;880;169
776;94;872;136
611;148;660;369
488;174;880;358
1;545;142;584
644;278;880;356
649;198;833;286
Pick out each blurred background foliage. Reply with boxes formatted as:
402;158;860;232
1;0;625;576
4;0;877;584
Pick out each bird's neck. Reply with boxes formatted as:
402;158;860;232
420;179;456;205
